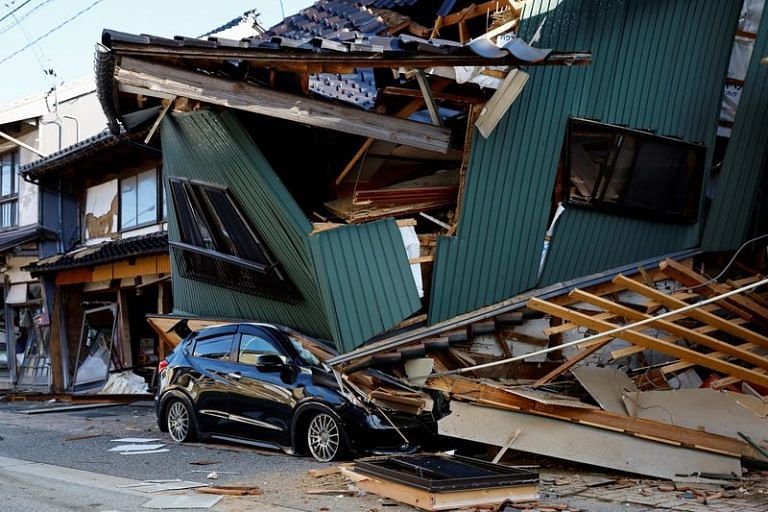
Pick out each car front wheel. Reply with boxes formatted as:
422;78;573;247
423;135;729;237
307;412;344;462
166;398;197;443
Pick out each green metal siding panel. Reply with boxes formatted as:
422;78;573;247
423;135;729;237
429;0;740;323
702;7;768;251
161;110;333;339
309;219;421;353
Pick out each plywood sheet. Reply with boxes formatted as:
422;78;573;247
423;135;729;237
622;389;768;446
439;401;742;480
572;366;639;415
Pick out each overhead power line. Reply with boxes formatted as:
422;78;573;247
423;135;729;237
0;0;106;66
0;0;58;37
0;0;34;25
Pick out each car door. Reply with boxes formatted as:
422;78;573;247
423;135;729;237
226;325;301;447
186;325;240;434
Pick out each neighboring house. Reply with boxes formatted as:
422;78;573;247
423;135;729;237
20;110;169;393
96;0;766;358
0;79;106;390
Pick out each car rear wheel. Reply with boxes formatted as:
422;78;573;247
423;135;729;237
307;412;343;462
166;398;196;443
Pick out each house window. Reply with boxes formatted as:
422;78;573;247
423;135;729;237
563;118;705;223
0;150;18;229
120;168;165;230
168;178;300;304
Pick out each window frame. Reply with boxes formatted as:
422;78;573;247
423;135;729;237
167;177;301;304
563;117;706;224
191;332;236;361
0;149;19;231
118;166;166;233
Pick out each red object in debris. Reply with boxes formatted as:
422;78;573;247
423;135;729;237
158;359;169;373
700;373;740;393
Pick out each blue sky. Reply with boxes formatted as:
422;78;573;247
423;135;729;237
0;0;315;103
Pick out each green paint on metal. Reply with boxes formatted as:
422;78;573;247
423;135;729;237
429;0;740;323
161;110;420;350
161;109;331;338
702;7;768;251
309;219;420;353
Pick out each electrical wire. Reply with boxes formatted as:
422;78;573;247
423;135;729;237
0;0;34;25
0;0;58;36
0;0;106;66
675;232;768;293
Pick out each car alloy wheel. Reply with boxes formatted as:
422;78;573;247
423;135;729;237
167;400;191;442
307;412;341;462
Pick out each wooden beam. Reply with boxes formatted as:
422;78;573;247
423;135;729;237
144;96;176;143
532;338;614;388
383;86;486;105
451;103;482;234
116;57;452;153
571;290;768;370
111;43;592;70
527;297;768;389
614;275;768;350
660;259;768;326
334;80;453;185
414;70;444;127
612;316;750;361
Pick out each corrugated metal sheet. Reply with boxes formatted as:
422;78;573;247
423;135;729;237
428;0;740;323
161;110;333;339
161;110;420;349
702;7;768;251
309;219;420;353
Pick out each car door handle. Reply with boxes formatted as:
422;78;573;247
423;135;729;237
227;372;242;380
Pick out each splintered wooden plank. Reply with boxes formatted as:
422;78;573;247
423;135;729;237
527;297;768;389
614;275;768;350
660;259;768;325
116;57;452;153
571;290;768;370
710;369;767;389
437;377;752;457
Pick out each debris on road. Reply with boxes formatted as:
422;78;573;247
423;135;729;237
340;454;538;511
141;494;222;510
196;485;263;496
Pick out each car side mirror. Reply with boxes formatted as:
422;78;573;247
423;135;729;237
256;353;287;370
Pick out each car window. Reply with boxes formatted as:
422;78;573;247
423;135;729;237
238;333;283;365
192;334;233;360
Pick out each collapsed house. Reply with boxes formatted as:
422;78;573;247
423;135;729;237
22;0;761;482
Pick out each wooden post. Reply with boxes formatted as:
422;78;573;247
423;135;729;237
117;289;133;369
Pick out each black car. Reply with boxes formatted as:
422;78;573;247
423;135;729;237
156;322;436;461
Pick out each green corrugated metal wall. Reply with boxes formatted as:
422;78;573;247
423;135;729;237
161;110;420;350
428;0;740;323
702;7;768;251
309;219;420;352
161;110;332;339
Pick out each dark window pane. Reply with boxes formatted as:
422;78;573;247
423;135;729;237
565;119;704;223
193;334;232;360
202;187;269;265
237;333;281;365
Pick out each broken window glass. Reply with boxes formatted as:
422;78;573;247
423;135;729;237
563;118;705;223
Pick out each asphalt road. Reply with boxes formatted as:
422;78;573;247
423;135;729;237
0;399;661;512
0;400;414;511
